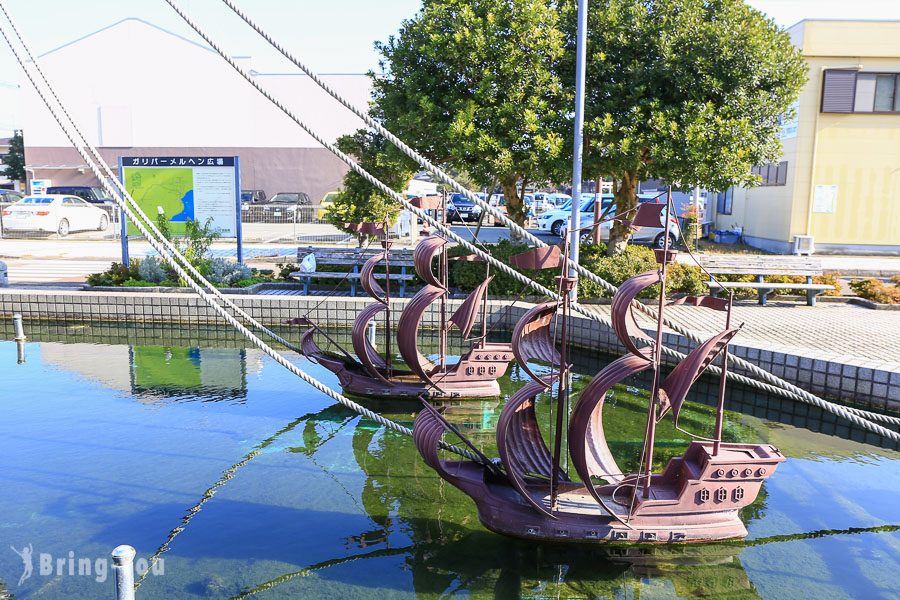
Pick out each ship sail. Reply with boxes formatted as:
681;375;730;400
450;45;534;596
612;271;660;359
360;251;387;303
569;352;654;491
414;236;448;289
396;284;445;387
496;376;563;518
351;303;391;384
656;327;739;424
448;276;493;339
511;301;562;386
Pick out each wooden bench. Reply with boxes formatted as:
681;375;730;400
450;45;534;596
291;247;416;297
699;255;834;306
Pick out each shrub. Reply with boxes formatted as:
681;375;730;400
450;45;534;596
207;258;253;286
849;278;900;304
137;257;169;283
86;260;140;286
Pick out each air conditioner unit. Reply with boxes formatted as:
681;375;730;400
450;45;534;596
793;235;815;255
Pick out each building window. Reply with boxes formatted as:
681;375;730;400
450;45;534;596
751;162;788;187
823;70;900;113
716;188;733;215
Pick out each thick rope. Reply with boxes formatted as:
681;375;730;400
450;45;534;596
0;1;306;357
165;0;900;439
214;0;899;429
0;10;485;463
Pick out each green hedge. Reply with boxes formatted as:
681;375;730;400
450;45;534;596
449;242;706;299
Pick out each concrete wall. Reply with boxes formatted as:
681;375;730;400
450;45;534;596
2;288;896;412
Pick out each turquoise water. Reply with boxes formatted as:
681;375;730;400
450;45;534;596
1;323;899;599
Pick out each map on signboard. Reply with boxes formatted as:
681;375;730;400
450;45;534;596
121;156;239;237
125;167;194;227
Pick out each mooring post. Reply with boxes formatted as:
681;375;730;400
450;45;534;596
111;545;136;600
13;313;25;341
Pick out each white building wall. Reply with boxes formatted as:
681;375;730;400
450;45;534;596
21;19;373;200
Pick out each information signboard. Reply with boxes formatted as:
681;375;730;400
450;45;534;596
119;156;240;237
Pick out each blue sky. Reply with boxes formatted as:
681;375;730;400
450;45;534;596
1;0;899;137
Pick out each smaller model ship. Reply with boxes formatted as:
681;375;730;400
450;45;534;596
295;225;513;399
413;201;785;543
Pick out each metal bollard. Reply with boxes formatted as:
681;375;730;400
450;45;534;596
16;340;25;364
111;545;136;600
13;313;25;341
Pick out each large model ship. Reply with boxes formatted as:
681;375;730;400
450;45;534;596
413;202;785;543
296;226;513;399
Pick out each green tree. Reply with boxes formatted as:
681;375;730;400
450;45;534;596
325;129;416;244
372;0;569;236
561;0;806;254
3;130;25;183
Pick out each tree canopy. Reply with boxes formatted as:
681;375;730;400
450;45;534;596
372;0;570;232
3;130;25;183
561;0;806;253
325;129;416;243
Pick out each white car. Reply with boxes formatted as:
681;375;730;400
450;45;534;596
2;194;111;236
559;202;682;249
537;194;614;237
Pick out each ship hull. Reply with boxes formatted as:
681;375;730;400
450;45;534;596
306;333;512;399
428;442;784;544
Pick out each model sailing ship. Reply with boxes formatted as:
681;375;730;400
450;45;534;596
295;223;513;398
413;201;785;543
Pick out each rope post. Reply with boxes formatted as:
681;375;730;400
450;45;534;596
111;545;136;600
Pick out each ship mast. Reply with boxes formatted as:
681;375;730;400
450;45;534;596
712;296;733;456
550;246;576;510
640;189;675;499
382;218;393;377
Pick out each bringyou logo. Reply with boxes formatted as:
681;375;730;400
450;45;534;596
8;544;164;586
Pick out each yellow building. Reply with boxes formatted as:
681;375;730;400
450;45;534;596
718;20;900;254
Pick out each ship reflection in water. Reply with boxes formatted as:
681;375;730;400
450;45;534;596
4;324;898;599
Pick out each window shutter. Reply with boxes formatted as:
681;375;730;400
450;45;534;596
821;70;857;113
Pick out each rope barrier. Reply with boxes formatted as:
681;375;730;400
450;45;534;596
2;0;894;443
166;0;900;440
0;5;485;465
0;1;309;359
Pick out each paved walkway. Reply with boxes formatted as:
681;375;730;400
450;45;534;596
581;301;900;372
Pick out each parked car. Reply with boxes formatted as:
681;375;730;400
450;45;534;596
317;191;339;220
447;193;483;222
260;192;312;222
45;186;113;205
240;189;266;204
0;190;24;204
537;193;663;237
559;202;682;249
2;195;111;236
537;195;613;236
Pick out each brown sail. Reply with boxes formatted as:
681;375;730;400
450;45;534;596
350;303;391;384
360;252;387;303
511;301;563;386
448;276;493;339
611;271;660;359
413;236;448;289
496;376;564;518
396;284;445;387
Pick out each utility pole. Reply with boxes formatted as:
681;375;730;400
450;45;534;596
568;0;588;302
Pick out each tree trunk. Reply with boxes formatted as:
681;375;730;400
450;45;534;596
607;170;637;256
501;177;526;241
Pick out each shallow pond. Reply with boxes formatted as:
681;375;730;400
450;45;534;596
1;321;898;599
